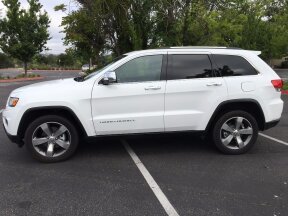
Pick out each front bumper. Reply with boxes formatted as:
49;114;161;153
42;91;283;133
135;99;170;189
3;124;24;147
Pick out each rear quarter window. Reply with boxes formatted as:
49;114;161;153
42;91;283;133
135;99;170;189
213;55;258;76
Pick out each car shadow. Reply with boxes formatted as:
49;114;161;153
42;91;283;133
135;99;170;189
77;133;219;157
125;134;219;155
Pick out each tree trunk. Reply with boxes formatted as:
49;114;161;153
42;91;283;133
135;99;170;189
182;0;191;45
24;62;28;76
89;58;92;70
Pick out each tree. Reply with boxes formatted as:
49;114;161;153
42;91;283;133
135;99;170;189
55;4;105;68
57;0;288;63
56;0;157;62
0;52;14;68
0;0;50;75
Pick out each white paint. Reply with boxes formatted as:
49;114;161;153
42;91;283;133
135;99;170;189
3;48;283;138
122;140;179;216
91;50;167;136
259;133;288;146
241;82;255;92
3;78;97;136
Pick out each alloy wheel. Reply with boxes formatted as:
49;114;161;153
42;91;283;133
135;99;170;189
32;122;71;157
220;117;253;150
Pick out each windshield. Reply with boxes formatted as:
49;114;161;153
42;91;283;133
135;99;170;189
83;55;126;80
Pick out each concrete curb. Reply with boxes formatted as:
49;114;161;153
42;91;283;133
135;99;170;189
0;76;44;83
28;70;81;72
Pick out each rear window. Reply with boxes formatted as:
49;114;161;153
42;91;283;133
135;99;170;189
213;55;258;76
168;54;213;80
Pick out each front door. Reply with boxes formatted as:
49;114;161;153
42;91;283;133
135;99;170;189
91;54;166;135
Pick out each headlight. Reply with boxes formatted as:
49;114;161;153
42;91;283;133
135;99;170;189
8;97;19;107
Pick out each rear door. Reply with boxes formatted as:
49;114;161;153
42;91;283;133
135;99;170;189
164;51;228;131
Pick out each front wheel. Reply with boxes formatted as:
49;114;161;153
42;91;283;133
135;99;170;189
24;115;79;162
212;111;258;154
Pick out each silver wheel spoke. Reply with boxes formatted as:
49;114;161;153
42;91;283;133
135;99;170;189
239;127;253;135
53;125;68;138
222;123;234;133
40;123;52;136
32;137;49;146
222;135;234;146
235;117;244;130
32;122;71;158
55;139;70;150
46;143;55;157
236;135;244;148
220;116;254;150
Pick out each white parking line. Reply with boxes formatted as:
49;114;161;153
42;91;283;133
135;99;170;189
122;140;179;216
259;133;288;146
0;109;3;114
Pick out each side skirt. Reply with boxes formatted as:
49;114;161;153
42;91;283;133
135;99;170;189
84;130;205;143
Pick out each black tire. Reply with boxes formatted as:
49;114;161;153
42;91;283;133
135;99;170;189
24;115;79;162
212;110;258;154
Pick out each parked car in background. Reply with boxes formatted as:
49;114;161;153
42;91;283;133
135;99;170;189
82;64;97;72
81;64;90;72
2;47;284;162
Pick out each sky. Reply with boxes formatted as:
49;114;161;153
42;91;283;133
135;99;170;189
0;0;78;54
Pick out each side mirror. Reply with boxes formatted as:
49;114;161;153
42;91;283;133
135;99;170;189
102;71;117;85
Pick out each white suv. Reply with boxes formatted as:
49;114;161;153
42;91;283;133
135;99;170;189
2;47;284;162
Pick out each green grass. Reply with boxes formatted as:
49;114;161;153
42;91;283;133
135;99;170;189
283;80;288;90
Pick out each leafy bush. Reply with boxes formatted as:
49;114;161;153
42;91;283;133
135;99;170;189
84;69;95;75
281;61;288;69
283;80;288;90
16;73;40;79
0;53;14;68
0;73;41;80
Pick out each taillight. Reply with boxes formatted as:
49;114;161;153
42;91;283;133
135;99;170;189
271;79;283;91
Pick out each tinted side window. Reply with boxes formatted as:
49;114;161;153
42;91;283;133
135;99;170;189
168;55;213;80
115;55;163;83
213;55;258;76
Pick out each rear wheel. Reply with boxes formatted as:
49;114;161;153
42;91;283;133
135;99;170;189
212;111;258;154
24;115;79;162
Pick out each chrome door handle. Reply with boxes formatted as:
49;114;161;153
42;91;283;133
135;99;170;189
206;82;222;87
145;86;161;90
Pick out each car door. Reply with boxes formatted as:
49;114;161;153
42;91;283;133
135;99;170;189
164;51;228;131
91;53;167;135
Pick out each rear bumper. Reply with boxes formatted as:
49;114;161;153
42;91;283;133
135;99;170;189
3;124;24;147
263;119;280;131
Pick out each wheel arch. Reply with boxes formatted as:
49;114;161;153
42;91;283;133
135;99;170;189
205;99;266;133
18;106;87;141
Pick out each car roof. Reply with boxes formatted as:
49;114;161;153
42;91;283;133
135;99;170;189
125;47;261;56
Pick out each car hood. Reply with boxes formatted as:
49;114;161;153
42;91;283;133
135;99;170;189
11;78;76;95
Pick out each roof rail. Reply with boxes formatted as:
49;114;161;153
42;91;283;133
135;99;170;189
170;46;243;50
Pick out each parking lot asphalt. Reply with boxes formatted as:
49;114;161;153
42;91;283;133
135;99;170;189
0;71;287;216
